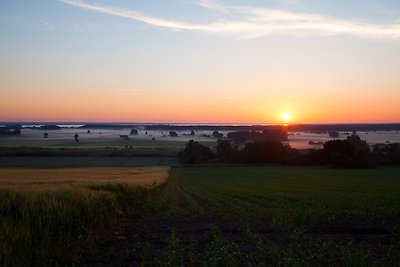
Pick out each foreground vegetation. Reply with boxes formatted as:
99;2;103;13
1;165;400;266
86;166;400;266
0;167;169;266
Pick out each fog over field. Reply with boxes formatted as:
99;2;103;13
1;126;399;149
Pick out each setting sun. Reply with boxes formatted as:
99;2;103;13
281;112;291;122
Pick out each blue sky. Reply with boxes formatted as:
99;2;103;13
0;0;399;123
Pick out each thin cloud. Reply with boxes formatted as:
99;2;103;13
194;0;231;14
60;0;400;39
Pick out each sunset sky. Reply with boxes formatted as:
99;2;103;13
1;0;399;123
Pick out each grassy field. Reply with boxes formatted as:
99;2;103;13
0;156;181;168
0;167;169;266
1;165;400;266
0;138;215;149
85;166;400;266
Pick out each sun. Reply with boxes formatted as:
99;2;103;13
281;112;291;122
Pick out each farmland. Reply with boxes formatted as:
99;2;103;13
1;165;400;266
0;156;181;168
0;167;169;266
83;166;400;266
0;167;170;189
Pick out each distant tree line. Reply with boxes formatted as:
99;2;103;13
74;123;400;132
227;127;288;143
179;133;400;168
0;126;21;135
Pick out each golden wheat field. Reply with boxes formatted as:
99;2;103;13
0;166;170;266
0;166;170;190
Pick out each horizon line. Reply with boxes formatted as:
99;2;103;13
1;121;400;125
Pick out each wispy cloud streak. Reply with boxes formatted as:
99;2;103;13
61;0;400;39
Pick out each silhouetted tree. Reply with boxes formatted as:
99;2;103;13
216;139;233;161
322;138;374;168
179;140;215;164
346;134;370;159
323;139;354;158
74;134;79;142
227;131;260;144
261;127;288;141
241;140;290;163
169;131;178;137
44;133;48;138
329;131;340;138
227;126;287;144
372;143;400;164
212;130;224;138
330;153;353;168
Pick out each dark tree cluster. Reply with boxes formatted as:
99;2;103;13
371;143;400;165
212;131;224;138
261;127;288;141
169;131;178;137
216;140;235;162
180;139;292;165
180;134;395;168
0;125;21;135
179;140;215;164
29;125;61;130
240;141;292;163
227;131;261;144
227;126;288;144
328;131;340;138
289;135;375;168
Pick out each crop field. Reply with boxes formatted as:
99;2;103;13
84;166;400;266
0;167;170;189
0;167;169;266
2;165;400;266
0;156;181;168
0;138;215;149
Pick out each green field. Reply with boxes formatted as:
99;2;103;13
1;166;400;266
0;156;181;168
86;166;400;266
0;138;215;149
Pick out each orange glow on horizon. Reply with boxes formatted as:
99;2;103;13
1;86;399;124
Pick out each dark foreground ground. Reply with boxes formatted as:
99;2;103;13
80;166;400;266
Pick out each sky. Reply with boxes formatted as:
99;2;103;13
0;0;399;124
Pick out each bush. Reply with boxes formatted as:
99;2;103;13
240;140;291;164
179;140;215;164
330;153;376;169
